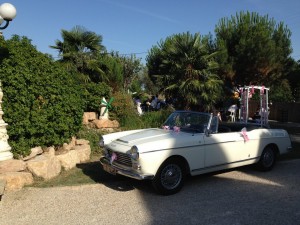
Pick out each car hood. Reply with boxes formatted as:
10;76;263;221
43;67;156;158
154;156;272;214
107;128;201;154
116;128;171;144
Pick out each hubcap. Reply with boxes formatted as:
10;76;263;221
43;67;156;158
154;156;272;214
263;149;274;167
160;164;182;190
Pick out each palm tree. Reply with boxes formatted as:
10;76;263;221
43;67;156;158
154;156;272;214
50;26;107;82
149;32;223;111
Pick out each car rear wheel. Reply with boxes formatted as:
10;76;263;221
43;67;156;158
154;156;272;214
152;158;186;195
257;146;276;171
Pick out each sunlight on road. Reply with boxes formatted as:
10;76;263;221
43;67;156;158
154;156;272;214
216;171;283;187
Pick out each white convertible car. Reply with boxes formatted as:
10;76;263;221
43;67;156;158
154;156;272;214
100;111;292;195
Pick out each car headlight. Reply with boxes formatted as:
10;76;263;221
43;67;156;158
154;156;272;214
130;145;139;160
99;137;104;147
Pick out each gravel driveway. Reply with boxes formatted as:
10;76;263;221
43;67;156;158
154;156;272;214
1;158;299;225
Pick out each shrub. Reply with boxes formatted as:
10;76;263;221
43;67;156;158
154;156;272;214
140;107;174;128
108;91;174;130
76;127;103;154
110;91;144;129
82;82;112;113
0;36;84;157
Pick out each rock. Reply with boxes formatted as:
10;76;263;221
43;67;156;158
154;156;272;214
0;172;33;191
76;139;90;145
74;145;91;163
93;119;120;128
62;143;72;151
61;137;77;152
0;159;26;173
56;150;80;170
70;136;76;148
26;155;61;180
83;112;98;124
44;146;56;157
22;146;43;161
101;128;115;133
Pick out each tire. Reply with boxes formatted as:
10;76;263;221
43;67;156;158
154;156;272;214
257;146;276;171
152;158;186;195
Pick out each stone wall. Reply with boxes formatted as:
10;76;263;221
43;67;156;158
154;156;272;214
82;112;120;130
0;138;91;194
0;112;120;197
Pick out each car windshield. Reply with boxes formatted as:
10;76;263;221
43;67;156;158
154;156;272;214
162;111;211;133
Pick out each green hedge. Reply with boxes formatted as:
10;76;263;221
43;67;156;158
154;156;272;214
82;82;112;113
0;36;84;157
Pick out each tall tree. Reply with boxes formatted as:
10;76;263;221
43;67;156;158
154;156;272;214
50;25;107;82
110;52;143;92
215;11;292;87
286;59;300;102
146;32;223;111
99;54;123;92
139;67;158;95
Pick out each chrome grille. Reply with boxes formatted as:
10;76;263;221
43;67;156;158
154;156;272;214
107;149;132;167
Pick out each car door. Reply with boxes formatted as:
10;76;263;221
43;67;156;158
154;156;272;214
203;131;247;168
181;132;206;172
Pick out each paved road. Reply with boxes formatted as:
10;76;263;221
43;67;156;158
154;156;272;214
0;159;299;225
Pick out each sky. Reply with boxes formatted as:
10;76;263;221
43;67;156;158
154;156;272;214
2;0;300;64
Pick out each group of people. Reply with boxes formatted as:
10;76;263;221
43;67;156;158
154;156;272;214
134;95;169;115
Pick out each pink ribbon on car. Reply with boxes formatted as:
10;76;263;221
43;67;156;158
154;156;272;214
173;126;180;133
241;128;249;142
260;86;265;95
110;152;117;164
163;125;170;130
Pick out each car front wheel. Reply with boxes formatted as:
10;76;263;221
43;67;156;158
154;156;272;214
152;158;186;195
258;146;276;171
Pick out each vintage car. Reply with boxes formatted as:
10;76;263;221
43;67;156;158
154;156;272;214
100;111;292;195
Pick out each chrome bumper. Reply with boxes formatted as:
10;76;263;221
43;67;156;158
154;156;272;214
100;157;154;180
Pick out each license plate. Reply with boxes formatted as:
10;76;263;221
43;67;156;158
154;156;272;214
103;164;117;175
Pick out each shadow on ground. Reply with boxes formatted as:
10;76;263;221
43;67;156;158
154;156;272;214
76;160;153;193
